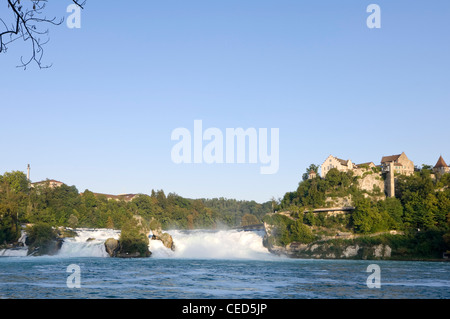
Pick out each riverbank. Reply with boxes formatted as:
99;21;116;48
263;230;450;262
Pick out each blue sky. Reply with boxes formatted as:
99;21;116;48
1;1;449;203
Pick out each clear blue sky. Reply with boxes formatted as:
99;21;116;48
1;1;449;203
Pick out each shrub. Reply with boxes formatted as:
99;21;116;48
26;222;56;247
119;218;150;257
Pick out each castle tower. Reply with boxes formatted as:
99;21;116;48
433;155;450;175
385;162;395;197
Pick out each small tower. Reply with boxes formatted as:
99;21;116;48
308;170;317;180
433;155;450;175
385;162;395;198
27;164;30;181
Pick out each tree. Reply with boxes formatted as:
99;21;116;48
351;198;388;234
0;0;86;69
241;213;259;226
377;197;403;230
1;171;29;194
106;216;115;229
67;213;79;228
289;219;314;243
302;164;319;181
118;216;150;257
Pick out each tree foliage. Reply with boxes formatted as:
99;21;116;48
0;170;271;245
268;164;450;248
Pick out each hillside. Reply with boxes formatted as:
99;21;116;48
0;171;271;248
263;166;450;260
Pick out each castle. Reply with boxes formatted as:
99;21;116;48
319;153;448;197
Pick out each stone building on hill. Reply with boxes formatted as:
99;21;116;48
320;155;357;178
31;179;65;189
90;192;137;202
320;155;378;178
320;152;415;198
433;156;450;175
380;152;414;176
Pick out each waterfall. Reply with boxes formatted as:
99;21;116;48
57;228;120;257
0;230;28;257
2;228;272;260
149;229;272;260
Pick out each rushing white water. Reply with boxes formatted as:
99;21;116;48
149;229;272;260
1;228;272;260
0;230;28;257
0;247;28;257
58;228;120;257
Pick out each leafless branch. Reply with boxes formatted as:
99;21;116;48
0;0;85;69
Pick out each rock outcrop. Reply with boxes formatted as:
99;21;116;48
25;224;64;256
149;218;175;251
104;238;119;257
265;240;392;260
26;237;63;256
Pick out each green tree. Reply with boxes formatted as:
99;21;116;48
377;197;403;230
106;216;115;229
241;213;259;226
119;217;150;257
289;219;314;243
351;198;387;234
1;171;29;194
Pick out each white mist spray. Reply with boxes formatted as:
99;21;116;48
150;229;272;260
58;228;120;257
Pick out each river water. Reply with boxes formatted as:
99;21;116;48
0;229;449;299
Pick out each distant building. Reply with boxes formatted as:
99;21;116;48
307;170;317;180
31;179;64;189
91;192;137;202
320;155;356;178
380;152;414;176
433;156;450;175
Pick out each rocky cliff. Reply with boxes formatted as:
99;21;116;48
266;240;392;260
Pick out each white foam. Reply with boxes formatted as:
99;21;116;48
58;228;120;257
151;229;272;260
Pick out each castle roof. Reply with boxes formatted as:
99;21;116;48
335;157;351;167
434;156;448;168
381;154;401;163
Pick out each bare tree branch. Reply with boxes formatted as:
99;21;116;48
0;0;85;69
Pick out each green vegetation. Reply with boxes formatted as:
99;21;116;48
0;171;28;244
199;198;271;227
25;222;61;256
25;222;57;248
267;165;450;258
118;217;151;257
0;170;270;247
263;213;315;247
281;168;359;209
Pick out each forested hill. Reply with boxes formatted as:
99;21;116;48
199;198;272;227
263;166;450;259
0;171;272;245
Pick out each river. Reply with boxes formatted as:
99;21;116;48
0;229;449;299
